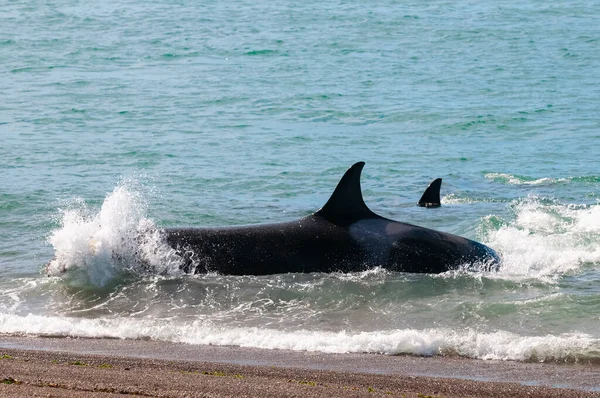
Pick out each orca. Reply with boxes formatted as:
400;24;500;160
163;162;500;275
418;178;442;208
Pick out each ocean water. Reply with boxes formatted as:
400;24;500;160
2;0;600;363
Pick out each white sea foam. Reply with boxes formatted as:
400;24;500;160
0;312;596;362
484;173;570;186
46;183;182;287
486;197;600;280
441;194;477;205
574;204;600;233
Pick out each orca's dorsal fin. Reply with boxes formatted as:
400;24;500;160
417;178;442;208
315;162;379;223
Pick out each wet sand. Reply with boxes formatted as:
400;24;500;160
1;336;599;397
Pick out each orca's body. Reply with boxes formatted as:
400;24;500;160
164;162;500;275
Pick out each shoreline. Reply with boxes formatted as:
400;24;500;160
1;336;600;397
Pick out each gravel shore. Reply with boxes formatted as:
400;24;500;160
1;336;599;397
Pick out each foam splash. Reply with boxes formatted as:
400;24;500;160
46;184;182;287
484;196;600;280
0;312;597;362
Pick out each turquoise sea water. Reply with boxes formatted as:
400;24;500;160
2;0;600;362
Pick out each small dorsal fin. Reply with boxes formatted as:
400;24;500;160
315;162;378;223
417;178;442;208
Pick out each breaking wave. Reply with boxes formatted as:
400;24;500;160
0;312;598;363
484;196;600;281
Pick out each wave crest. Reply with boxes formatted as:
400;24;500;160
485;173;600;186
